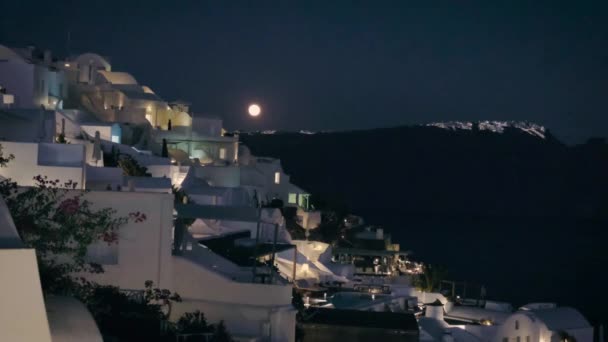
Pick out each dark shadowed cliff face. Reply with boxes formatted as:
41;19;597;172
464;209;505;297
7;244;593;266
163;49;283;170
241;126;608;219
241;126;608;326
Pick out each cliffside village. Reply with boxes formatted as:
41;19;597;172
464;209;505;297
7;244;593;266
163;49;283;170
0;44;597;342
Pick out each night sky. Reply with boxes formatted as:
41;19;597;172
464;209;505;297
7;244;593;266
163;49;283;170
1;1;607;143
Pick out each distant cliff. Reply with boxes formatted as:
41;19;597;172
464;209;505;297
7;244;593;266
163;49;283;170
241;123;608;219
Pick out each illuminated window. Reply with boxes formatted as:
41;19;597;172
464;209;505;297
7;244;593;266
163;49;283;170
274;172;280;184
219;148;227;160
111;135;120;143
288;193;297;204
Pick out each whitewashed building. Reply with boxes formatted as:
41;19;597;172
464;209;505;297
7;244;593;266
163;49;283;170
77;190;296;341
493;304;593;342
0;45;67;110
0;197;102;342
0;141;86;189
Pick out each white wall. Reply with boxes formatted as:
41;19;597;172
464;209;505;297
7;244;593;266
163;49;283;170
78;191;174;290
492;311;593;342
172;254;295;341
0;249;53;342
493;312;544;342
81;125;112;142
195;165;240;187
192;116;222;137
0;60;35;108
68;189;296;341
38;143;85;167
296;208;321;229
0;141;85;189
85;166;123;190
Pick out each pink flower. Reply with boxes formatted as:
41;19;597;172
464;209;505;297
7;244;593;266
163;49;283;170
101;231;118;244
58;197;80;215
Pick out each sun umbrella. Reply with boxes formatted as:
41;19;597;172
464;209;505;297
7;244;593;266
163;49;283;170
92;131;102;165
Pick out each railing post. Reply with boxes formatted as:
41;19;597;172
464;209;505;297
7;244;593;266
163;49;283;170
292;245;297;285
269;223;279;284
252;206;261;282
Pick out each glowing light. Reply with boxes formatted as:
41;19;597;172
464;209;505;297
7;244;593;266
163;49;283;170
64;63;70;67
248;104;261;116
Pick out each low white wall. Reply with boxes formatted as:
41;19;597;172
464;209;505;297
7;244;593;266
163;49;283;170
78;191;174;290
85;166;123;190
0;249;53;342
0;141;85;189
296;208;321;229
38;143;84;167
195;165;240;187
173;255;293;307
81;125;112;142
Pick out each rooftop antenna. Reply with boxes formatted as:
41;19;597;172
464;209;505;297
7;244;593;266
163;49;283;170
65;30;71;58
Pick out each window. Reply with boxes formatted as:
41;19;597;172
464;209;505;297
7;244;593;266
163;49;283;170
274;172;280;184
86;240;118;265
515;320;519;330
219;148;227;160
288;193;297;204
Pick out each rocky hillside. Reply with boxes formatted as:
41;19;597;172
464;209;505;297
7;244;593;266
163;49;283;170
241;123;608;219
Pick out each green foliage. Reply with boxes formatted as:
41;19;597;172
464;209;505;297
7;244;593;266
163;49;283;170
292;289;304;311
211;321;234;342
412;264;448;292
556;330;578;342
176;310;211;334
55;133;68;144
0;175;137;294
77;281;181;341
1;144;145;293
117;154;151;177
161;138;169;158
0;144;14;167
173;312;235;342
172;186;195;227
316;211;343;243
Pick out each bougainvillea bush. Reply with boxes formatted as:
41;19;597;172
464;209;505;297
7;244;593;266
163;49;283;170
0;174;145;294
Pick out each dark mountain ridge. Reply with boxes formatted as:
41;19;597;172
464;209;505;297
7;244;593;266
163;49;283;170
241;124;608;326
242;124;608;220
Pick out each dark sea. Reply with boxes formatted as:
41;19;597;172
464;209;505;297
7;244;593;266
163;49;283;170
363;212;608;329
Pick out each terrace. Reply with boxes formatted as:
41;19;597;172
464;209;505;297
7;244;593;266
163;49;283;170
198;231;295;284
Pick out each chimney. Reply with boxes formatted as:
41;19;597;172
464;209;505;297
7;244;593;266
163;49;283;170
43;50;52;65
27;46;36;59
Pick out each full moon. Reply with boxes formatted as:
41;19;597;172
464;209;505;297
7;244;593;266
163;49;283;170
248;104;261;117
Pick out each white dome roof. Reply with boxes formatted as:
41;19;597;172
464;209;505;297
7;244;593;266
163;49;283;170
0;45;24;61
74;53;111;71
